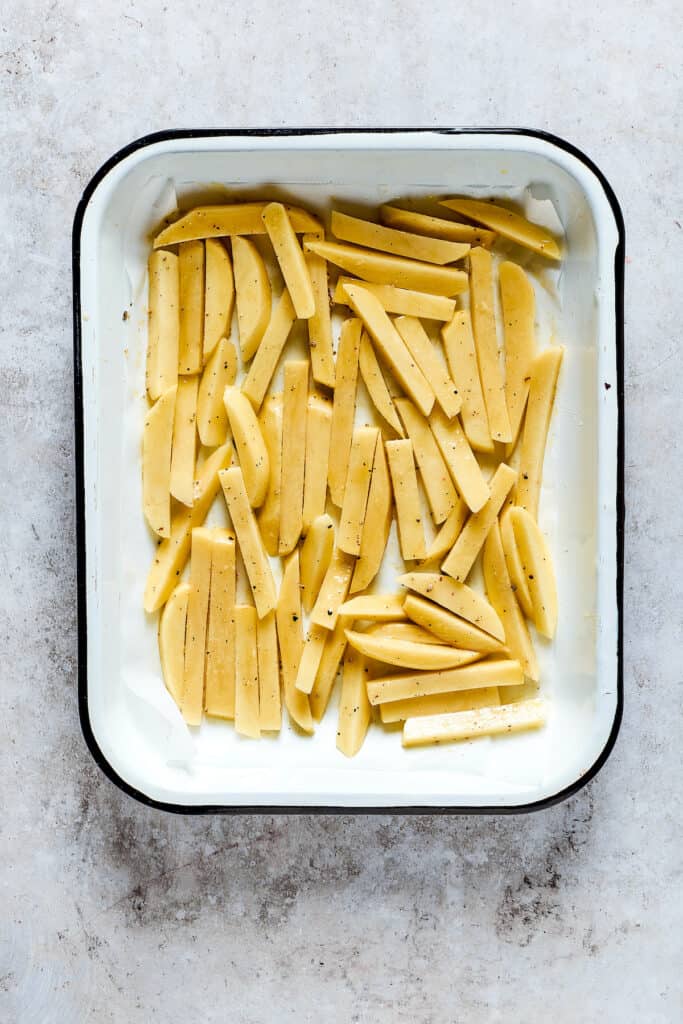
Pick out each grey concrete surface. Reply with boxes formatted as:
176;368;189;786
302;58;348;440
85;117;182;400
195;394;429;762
2;2;682;1021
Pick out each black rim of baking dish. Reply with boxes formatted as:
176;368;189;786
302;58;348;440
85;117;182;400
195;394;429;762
72;127;625;815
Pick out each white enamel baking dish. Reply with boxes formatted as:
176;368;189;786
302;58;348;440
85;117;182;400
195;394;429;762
73;129;624;813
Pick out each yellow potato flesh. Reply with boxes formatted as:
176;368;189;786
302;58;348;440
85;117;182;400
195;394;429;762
441;310;493;453
403;594;505;655
394;315;461;420
305;236;336;388
309;617;349;722
395;398;456;526
178;240;204;375
379;686;500;724
350;438;393;594
300;513;335;614
398;572;504;641
181;527;213;726
154;202;322;247
403;697;546;747
500;261;536;449
331;210;470;265
224;386;270;509
367;658;523;705
262;202;315;319
234;605;261;739
338;427;379;556
295;623;329;696
146;249;179;401
429;407;490;514
358;331;404;437
509;506;558;639
232;236;271;362
335;277;455;320
256;393;283;557
197;335;237;447
203;239;234;361
440;198;561;260
218;467;277;618
483;521;538;681
304;239;468;296
158;582;191;709
338;594;405;622
385;439;427;561
310;547;356;629
302;395;332;534
327;317;362;507
379;205;496;247
241;289;296;410
336;648;371;758
516;346;564;519
256;611;281;732
441;463;517;582
276;551;314;733
345;630;481;671
278;360;308;555
170;375;199;507
204;530;236;719
499;507;533;619
143;385;176;538
469;247;512;443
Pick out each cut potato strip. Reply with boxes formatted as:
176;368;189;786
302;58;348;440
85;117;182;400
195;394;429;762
517;346;563;518
395;398;456;525
345;630;481;671
368;621;447;646
328;317;362;506
224;386;270;508
257;611;281;732
423;500;468;564
301;514;335;614
379;205;496;247
295;623;329;695
338;593;405;622
483;521;538;681
309;617;349;721
331;210;469;265
197;335;237;446
469;247;512;443
336;647;371;758
403;594;505;654
441;463;517;582
500;261;536;448
218;466;277;618
385;439;427;561
344;285;434;416
203;239;234;360
154;203;322;247
147;250;179;401
178;240;204;375
367;658;523;706
302;394;332;533
279;360;308;555
310;547;356;629
305;237;336;388
441;309;493;453
394;316;461;419
143;385;176;537
181;527;213;726
304;239;468;296
338;427;379;556
430;407;490;514
276;551;314;733
403;697;546;747
241;289;297;409
509;506;558;639
351;438;392;594
500;508;533;618
262;202;315;318
204;530;236;718
170;375;199;507
440;197;561;260
232;236;271;362
399;572;505;641
379;686;500;724
256;393;283;556
234;605;260;739
358;331;404;436
335;277;456;320
158;582;191;709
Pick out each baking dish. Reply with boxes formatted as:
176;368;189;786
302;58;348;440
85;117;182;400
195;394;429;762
73;129;624;813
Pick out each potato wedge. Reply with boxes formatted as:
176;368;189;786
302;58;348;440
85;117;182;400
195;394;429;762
197;334;237;447
301;513;335;614
334;276;456;320
403;594;506;654
224;386;270;508
203;239;234;360
309;617;349;721
403;697;546;747
262;202;315;318
232;236;271;362
379;686;500;724
338;427;379;556
441;463;517;582
469;247;511;443
154;202;322;247
169;376;199;507
398;572;504;641
394;316;461;420
440;197;561;260
441;309;493;453
305;236;336;388
328;317;362;507
295;623;329;696
509;506;558;639
338;594;405;622
303;394;332;533
303;239;468;296
379;205;496;247
241;289;296;409
178;240;204;375
257;611;281;732
517;346;563;518
336;647;371;758
499;507;533;619
256;393;283;556
350;437;392;594
181;527;213;726
395;398;457;525
500;261;536;449
158;581;191;709
147;249;179;401
143;385;176;538
367;621;447;646
345;629;481;671
483;521;538;680
429;407;489;514
204;530;236;719
358;331;404;436
234;605;260;739
276;551;314;733
279;360;308;554
385;439;427;561
422;500;468;564
310;547;356;629
218;466;277;618
367;658;523;705
331;210;469;265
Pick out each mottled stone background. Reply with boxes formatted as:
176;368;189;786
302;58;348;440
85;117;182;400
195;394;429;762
1;2;681;1021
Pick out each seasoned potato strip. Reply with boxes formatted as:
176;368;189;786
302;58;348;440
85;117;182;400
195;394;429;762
158;582;191;709
276;551;314;733
367;659;523;706
256;393;283;557
469;247;511;443
440;197;561;260
301;513;335;613
181;527;213;726
309;617;349;721
403;594;505;654
204;530;236;718
143;385;176;538
331;210;469;265
295;623;329;695
509;507;558;639
203;239;234;360
147;249;179;400
303;394;332;533
394;316;461;420
441;464;517;582
328;317;362;507
368;621;447;646
403;698;546;747
338;427;379;556
234;605;260;739
500;508;533;618
335;277;456;320
257;611;281;732
395;398;457;525
398;572;504;640
423;500;468;564
232;236;271;362
224;385;269;508
305;236;336;388
336;647;371;758
338;594;405;622
517;347;564;518
441;309;493;453
262;202;315;318
170;375;199;507
279;360;308;555
385;439;427;561
310;548;356;629
358;331;404;436
350;437;393;594
483;521;538;680
345;630;481;671
303;239;468;296
241;289;296;409
178;240;204;375
379;686;500;724
154;203;322;247
379;205;496;247
430;407;489;514
218;466;277;618
500;261;536;448
197;335;237;446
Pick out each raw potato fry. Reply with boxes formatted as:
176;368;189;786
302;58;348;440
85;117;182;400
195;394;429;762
500;508;533;618
441;463;517;582
483;522;538;681
399;572;505;641
330;210;470;265
158;582;191;709
403;698;546;748
309;617;349;721
154;203;322;247
224;386;270;508
300;513;335;614
279;360;308;554
304;239;468;296
144;443;232;613
218;466;277;618
345;629;481;671
303;394;332;533
204;530;236;719
403;594;506;654
257;611;281;732
295;623;329;695
385;439;427;561
517;347;564;518
395;398;457;525
358;331;404;436
379;686;501;724
379;205;496;247
234;605;260;739
276;552;314;733
147;250;179;401
178;240;204;375
430;407;490;514
500;261;536;448
262;202;315;319
442;310;493;453
232;236;271;362
170;375;199;507
338;427;379;556
305;236;336;388
181;528;213;726
203;239;234;360
335;277;456;321
469;247;512;443
336;647;371;758
197;335;237;447
368;621;447;646
338;593;405;622
350;438;393;593
241;290;296;410
509;507;558;639
394;316;461;420
423;500;468;564
143;385;176;537
440;197;561;260
344;285;434;417
367;658;523;706
328;317;362;506
256;393;283;556
310;548;356;629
